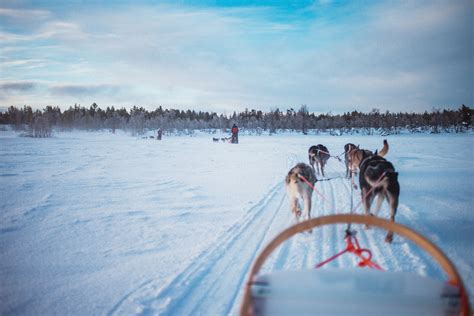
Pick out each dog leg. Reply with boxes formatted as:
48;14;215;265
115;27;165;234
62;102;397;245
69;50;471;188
309;156;315;174
290;197;301;221
373;193;384;217
385;193;399;243
362;189;375;229
302;192;313;233
351;171;358;189
303;193;311;221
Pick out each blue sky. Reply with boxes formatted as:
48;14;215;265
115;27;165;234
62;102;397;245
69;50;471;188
0;0;472;113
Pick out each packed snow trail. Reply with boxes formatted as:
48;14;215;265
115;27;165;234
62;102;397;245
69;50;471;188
110;180;290;315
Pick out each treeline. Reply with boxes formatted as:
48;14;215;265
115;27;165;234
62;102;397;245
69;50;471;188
0;103;471;137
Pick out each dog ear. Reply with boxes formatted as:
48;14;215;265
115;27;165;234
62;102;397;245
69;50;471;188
374;149;378;155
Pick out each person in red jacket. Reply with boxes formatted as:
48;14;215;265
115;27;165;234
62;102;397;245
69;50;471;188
231;124;239;144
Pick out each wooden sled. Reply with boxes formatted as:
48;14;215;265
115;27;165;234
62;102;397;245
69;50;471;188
240;214;471;315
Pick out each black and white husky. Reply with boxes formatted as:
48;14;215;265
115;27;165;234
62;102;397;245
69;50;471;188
308;144;330;177
285;163;317;223
359;155;400;243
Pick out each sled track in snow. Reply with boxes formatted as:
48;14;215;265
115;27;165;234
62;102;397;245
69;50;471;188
109;180;290;315
110;153;447;315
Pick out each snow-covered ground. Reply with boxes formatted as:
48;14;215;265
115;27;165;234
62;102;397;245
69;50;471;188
1;130;472;315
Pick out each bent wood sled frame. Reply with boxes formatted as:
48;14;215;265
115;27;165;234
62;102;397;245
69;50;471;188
239;214;471;316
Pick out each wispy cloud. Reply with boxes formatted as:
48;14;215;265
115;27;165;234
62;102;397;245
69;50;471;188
50;84;121;97
0;21;85;42
0;81;37;92
0;8;50;19
1;58;48;69
36;21;86;40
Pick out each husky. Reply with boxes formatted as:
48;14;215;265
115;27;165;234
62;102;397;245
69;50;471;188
344;143;357;178
212;137;220;142
308;144;330;177
359;155;400;243
285;163;317;224
347;140;389;184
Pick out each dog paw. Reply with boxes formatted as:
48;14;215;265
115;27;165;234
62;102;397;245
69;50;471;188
296;210;302;217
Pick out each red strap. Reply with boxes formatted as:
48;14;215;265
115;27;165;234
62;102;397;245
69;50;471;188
297;175;383;270
298;174;331;204
315;234;383;271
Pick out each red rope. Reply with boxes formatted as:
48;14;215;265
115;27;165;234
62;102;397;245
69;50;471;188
315;233;383;270
297;174;330;204
298;174;384;270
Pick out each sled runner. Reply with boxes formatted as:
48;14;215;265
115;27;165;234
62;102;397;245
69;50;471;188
239;214;471;316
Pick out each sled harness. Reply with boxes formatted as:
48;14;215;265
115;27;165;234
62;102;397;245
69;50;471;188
297;172;390;270
315;229;383;270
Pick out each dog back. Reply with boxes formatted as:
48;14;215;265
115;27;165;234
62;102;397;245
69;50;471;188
360;156;399;192
344;143;356;160
315;144;329;160
344;143;356;154
348;149;372;171
286;163;316;188
286;163;316;183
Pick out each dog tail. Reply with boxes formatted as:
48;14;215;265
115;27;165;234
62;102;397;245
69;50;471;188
377;139;389;157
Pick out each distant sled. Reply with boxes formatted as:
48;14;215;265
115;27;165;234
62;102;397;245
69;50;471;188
239;214;471;316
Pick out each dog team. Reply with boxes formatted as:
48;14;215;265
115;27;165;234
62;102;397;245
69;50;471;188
286;139;399;242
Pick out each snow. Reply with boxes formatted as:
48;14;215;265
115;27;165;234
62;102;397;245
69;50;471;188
1;130;472;315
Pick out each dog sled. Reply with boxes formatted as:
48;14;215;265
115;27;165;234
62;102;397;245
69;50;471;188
239;214;471;315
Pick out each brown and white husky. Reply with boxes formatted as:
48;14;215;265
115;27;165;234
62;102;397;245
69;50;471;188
285;163;317;223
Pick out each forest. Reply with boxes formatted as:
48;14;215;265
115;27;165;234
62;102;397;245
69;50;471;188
0;103;471;137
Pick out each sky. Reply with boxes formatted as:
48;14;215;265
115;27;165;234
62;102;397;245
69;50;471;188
0;0;472;114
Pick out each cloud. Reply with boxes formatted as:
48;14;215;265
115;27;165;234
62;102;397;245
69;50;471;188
36;21;86;40
0;31;28;42
0;81;37;92
0;8;50;19
0;21;85;43
49;84;121;97
1;58;48;69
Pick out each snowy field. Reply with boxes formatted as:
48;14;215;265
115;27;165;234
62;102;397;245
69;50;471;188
1;129;473;315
